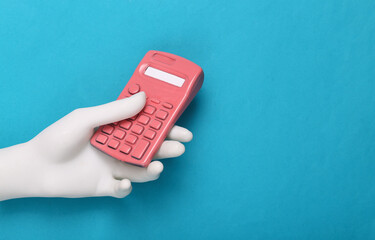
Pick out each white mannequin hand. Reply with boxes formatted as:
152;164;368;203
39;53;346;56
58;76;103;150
0;92;192;201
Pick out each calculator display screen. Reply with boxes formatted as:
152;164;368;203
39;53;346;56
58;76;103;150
144;67;185;87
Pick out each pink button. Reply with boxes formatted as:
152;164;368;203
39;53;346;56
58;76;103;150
162;102;173;109
150;120;162;130
144;129;156;140
96;134;108;144
108;139;120;149
143;105;156;115
130;114;138;121
150;98;160;104
131;124;144;135
113;129;126;140
119;144;132;154
155;110;168;120
128;84;140;95
119;120;132;130
138;115;150;125
102;125;114;135
131;139;150;159
125;134;138;144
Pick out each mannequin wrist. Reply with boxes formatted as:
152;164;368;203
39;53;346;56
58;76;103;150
0;142;45;201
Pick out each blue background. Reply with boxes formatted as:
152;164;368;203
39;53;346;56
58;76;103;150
0;0;374;239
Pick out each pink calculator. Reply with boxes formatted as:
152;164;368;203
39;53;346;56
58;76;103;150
90;50;204;167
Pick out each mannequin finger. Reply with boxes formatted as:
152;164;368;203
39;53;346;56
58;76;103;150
146;161;164;180
76;92;146;128
153;141;185;160
167;125;193;142
112;160;164;183
112;178;132;198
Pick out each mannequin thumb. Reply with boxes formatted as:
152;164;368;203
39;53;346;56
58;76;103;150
79;92;146;128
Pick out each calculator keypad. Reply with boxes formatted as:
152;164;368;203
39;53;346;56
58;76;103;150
93;95;174;165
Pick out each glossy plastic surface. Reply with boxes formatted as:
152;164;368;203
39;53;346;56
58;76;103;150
90;51;204;167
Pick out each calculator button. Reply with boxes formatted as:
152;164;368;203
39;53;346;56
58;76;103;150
155;110;168;120
162;102;173;109
102;125;114;135
96;134;108;144
131;124;144;135
125;134;138;144
144;129;156;140
150;120;162;130
108;139;120;150
119;144;132;154
144;105;156;115
138;115;150;125
128;84;140;95
130;114;139;121
113;129;126;140
150;98;160;104
131;139;150;159
119;120;132;130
